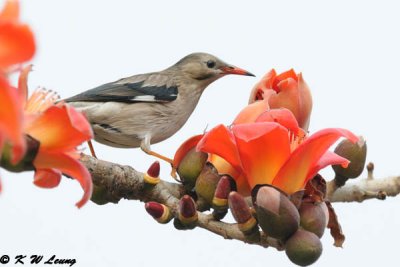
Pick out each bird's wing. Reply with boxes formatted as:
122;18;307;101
64;72;178;103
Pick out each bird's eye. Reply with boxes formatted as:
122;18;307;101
206;60;216;68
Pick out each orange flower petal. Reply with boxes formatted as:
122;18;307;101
208;154;251;196
172;134;203;169
248;69;277;104
272;69;298;92
0;22;35;69
0;0;19;21
26;105;93;152
307;151;349;182
197;124;242;172
34;151;93;208
34;168;62;188
273;128;359;194
232;122;291;191
269;73;312;130
255;108;304;137
0;75;26;163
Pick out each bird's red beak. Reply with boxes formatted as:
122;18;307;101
220;65;255;77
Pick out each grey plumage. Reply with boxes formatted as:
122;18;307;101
65;52;254;159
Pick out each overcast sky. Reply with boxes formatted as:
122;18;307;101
1;0;400;266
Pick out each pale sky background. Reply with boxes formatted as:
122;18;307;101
1;0;399;266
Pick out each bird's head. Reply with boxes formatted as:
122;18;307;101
173;52;255;86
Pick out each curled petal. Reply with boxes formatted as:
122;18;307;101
34;168;62;188
232;122;291;191
26;105;93;152
272;69;298;92
172;134;203;169
273;128;359;195
34;151;93;208
197;124;242;172
248;69;277;103
269;72;312;130
307;151;350;181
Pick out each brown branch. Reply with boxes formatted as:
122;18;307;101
81;154;285;250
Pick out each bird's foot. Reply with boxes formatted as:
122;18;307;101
146;150;173;165
87;140;98;158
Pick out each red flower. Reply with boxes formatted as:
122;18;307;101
248;69;312;131
197;111;358;195
23;84;94;208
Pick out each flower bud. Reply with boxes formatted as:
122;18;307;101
228;192;257;234
145;202;172;224
255;185;299;241
299;202;328;238
285;229;323;266
178;195;198;226
195;163;221;204
177;148;208;190
332;136;367;184
212;175;234;209
144;161;160;185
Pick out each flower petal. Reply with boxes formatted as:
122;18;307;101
34;151;93;208
233;98;270;125
0;75;25;163
172;134;203;169
0;22;35;69
34;168;62;188
269;72;313;130
26;105;93;152
256;108;304;137
197;124;242;172
272;69;298;92
232;122;291;191
248;69;277;103
0;0;19;21
307;151;350;181
273;128;359;194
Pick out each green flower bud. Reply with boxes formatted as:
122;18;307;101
195;163;221;204
285;229;323;266
177;148;208;190
255;185;300;241
332;136;367;184
299;202;328;238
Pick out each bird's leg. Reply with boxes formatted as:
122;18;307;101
140;136;173;165
87;140;97;158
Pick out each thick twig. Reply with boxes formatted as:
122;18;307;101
327;176;400;202
81;154;283;249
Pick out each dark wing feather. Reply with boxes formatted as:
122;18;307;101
65;73;178;103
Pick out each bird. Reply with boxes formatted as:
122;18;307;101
65;52;255;163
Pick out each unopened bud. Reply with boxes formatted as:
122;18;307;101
332;136;367;184
178;195;198;226
144;161;161;185
229;192;257;234
255;185;299;241
212;175;234;209
145;202;172;224
299;202;328;238
195;163;221;204
285;229;323;266
177;148;208;190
